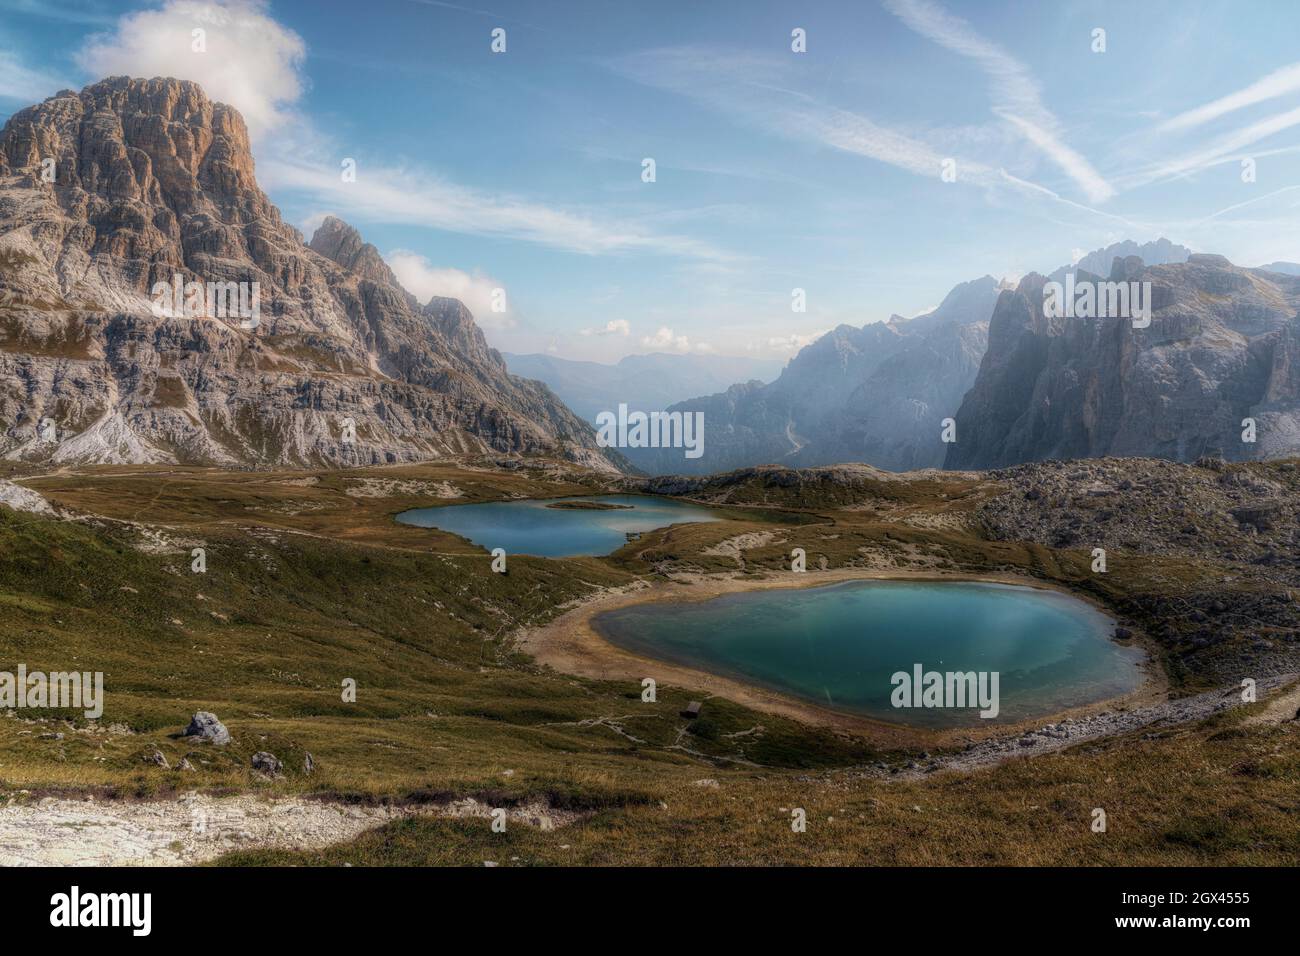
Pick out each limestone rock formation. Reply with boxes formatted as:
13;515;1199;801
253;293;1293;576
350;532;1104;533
0;76;618;471
945;254;1300;469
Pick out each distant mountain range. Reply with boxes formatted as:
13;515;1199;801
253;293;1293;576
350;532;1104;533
619;237;1300;476
502;351;784;424
1059;238;1190;279
1258;262;1300;276
622;240;1196;475
0;77;620;471
623;275;1006;475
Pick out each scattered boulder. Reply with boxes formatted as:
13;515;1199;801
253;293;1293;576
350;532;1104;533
183;711;230;745
251;751;282;777
143;748;169;769
178;757;195;772
303;752;315;775
1230;502;1281;532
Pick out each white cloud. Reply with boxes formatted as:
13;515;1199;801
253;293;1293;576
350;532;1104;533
1160;62;1300;132
640;326;712;353
883;0;1114;203
759;330;827;356
609;46;1110;217
580;319;630;337
265;155;731;260
0;50;69;103
386;249;515;330
614;47;955;178
76;0;306;139
1147;105;1300;182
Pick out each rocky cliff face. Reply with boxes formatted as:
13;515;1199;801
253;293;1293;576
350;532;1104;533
627;276;1003;475
0;76;618;470
945;254;1300;469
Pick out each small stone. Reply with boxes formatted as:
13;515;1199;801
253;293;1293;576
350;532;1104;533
251;751;282;777
144;748;169;769
303;752;315;774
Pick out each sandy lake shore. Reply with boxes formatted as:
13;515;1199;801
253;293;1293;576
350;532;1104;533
518;566;1169;749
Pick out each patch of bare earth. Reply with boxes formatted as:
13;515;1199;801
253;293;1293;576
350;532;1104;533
701;531;785;567
0;793;577;866
343;478;463;499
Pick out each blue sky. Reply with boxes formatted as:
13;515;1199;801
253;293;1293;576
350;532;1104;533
3;0;1300;362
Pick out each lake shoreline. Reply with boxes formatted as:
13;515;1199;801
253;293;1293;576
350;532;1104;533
518;566;1168;749
395;492;728;558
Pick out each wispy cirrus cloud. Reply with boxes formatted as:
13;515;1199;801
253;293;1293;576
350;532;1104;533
882;0;1114;204
263;153;733;260
1102;59;1300;192
611;47;988;181
1133;105;1300;185
1160;61;1300;131
609;44;1127;227
0;0;115;26
0;49;69;102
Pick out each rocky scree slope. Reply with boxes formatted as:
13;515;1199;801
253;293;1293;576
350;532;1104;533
977;455;1300;682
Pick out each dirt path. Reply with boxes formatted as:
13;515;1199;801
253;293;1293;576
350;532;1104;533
1244;677;1300;727
0;793;578;866
835;673;1300;781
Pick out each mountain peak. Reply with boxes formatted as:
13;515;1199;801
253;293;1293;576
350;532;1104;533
308;216;403;289
0;74;265;237
0;77;619;472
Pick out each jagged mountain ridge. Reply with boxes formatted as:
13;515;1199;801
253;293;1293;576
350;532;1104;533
945;253;1300;468
623;239;1217;476
626;275;1005;475
0;76;618;470
1055;238;1190;281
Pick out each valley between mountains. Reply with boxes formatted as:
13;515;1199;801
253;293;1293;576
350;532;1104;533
0;77;1297;867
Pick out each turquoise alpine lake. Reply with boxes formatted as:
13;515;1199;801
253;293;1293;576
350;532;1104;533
395;494;726;557
593;579;1145;727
